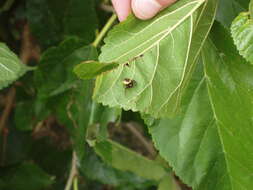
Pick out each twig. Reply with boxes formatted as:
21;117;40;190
65;151;78;190
124;122;157;158
92;14;117;47
73;176;79;190
19;24;40;63
0;88;15;133
0;87;15;165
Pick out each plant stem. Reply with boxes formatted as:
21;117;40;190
0;87;15;166
92;14;117;48
124;122;157;158
64;152;78;190
73;176;79;190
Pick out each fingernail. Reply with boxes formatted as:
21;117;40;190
132;0;162;20
112;0;131;21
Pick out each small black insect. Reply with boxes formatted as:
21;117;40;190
124;62;130;67
123;78;136;89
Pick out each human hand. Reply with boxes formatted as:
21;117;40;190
112;0;177;21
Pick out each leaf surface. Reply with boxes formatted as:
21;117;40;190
148;24;253;190
158;174;180;190
74;61;119;80
203;25;253;189
33;38;98;160
80;149;154;188
231;11;253;63
99;0;204;64
216;0;247;28
94;0;217;118
95;140;167;181
148;80;231;190
0;43;32;90
26;0;98;48
34;38;97;99
7;162;54;190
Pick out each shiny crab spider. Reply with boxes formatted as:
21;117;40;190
123;78;136;89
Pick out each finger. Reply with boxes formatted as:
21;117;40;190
132;0;177;20
112;0;131;21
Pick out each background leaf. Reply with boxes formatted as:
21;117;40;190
26;0;98;48
80;148;154;189
231;11;253;63
148;23;253;190
203;24;253;189
34;37;97;99
148;79;231;190
95;140;167;181
0;43;32;90
216;0;249;28
3;162;54;190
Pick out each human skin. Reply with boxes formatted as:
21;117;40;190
112;0;178;21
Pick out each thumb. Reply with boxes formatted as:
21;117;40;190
132;0;177;20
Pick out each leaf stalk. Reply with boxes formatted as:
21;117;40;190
92;14;117;48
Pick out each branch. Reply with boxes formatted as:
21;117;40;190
19;24;40;63
65;151;78;190
0;87;15;166
92;14;117;47
124;122;157;158
0;88;15;133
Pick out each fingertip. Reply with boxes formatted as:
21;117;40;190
132;0;178;20
112;0;131;21
132;0;162;20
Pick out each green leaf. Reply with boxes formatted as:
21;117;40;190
95;140;167;181
93;0;217;118
231;12;253;63
63;0;98;40
99;0;204;64
34;37;97;99
203;26;253;189
86;103;121;146
250;0;253;18
148;24;253;190
14;101;36;131
34;37;98;160
6;162;54;190
26;0;98;48
216;0;247;28
158;174;180;190
80;148;154;188
58;82;94;160
0;43;32;90
148;80;231;190
74;61;119;80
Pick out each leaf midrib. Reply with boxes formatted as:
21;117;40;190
0;61;15;74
